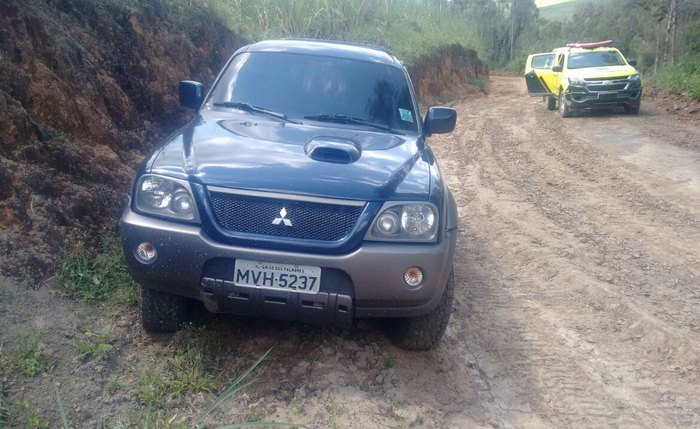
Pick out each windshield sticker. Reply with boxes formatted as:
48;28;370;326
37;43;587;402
399;108;414;123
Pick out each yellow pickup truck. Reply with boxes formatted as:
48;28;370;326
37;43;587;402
525;41;642;117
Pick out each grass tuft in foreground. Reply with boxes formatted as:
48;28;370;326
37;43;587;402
75;325;114;362
12;335;47;378
137;344;216;410
59;234;137;304
0;382;8;429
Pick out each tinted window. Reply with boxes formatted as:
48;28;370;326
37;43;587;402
567;51;626;69
208;52;418;132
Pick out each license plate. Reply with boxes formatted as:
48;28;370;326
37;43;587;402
599;93;617;100
233;259;321;293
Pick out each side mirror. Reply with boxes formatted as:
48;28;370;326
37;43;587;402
628;59;638;67
179;80;204;110
552;64;563;73
424;106;456;136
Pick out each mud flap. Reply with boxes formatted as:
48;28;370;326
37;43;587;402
525;71;551;96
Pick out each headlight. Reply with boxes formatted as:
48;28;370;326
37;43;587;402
135;174;199;222
568;77;586;85
401;204;435;235
629;73;641;81
366;202;438;242
139;176;174;209
377;212;400;234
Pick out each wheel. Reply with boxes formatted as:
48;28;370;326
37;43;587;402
139;286;191;332
388;268;455;351
559;90;571;118
546;95;557;111
624;101;640;114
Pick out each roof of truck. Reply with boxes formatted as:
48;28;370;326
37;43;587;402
241;39;399;66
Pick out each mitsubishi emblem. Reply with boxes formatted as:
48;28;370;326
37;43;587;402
272;207;292;226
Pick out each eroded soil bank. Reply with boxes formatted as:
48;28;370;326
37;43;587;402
0;0;246;280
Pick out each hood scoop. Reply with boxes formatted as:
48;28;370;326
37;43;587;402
304;137;361;164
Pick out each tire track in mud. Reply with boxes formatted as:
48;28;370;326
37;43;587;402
484;112;699;337
431;76;700;427
444;115;655;427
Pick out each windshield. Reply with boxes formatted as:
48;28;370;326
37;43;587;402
208;52;418;133
567;50;626;69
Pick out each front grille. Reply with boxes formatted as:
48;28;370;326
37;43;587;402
587;83;627;91
208;190;365;241
584;75;629;81
581;75;630;93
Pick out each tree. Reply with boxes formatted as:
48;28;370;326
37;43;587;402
666;0;679;64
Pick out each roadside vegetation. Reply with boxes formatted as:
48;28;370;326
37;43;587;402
648;53;700;99
160;0;481;64
0;313;278;428
59;233;137;305
151;0;700;99
520;0;700;100
0;227;278;427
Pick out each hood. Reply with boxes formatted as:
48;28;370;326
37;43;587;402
148;111;432;201
568;64;638;79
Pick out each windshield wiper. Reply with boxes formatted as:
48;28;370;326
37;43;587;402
212;101;301;124
303;114;403;135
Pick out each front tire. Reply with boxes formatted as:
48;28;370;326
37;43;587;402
546;95;557;110
624;101;640;114
388;268;455;351
559;90;571;118
140;286;191;332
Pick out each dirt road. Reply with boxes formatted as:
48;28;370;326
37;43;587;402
428;76;700;427
270;76;700;427
2;76;699;428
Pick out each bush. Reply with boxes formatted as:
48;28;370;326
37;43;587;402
649;54;700;101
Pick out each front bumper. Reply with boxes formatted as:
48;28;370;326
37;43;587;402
565;83;642;109
120;208;456;325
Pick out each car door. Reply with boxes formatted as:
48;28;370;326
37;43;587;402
525;53;556;96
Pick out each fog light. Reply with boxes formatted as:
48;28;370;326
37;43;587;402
135;242;157;264
403;267;424;287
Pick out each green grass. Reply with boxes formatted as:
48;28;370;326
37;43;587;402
54;384;69;429
12;335;46;378
193;347;273;428
394;417;411;429
649;54;700;100
203;0;480;64
15;399;50;429
137;371;169;410
75;325;114;362
137;345;215;409
59;234;137;304
0;382;8;429
107;375;122;395
382;351;396;369
246;408;263;422
169;345;215;398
